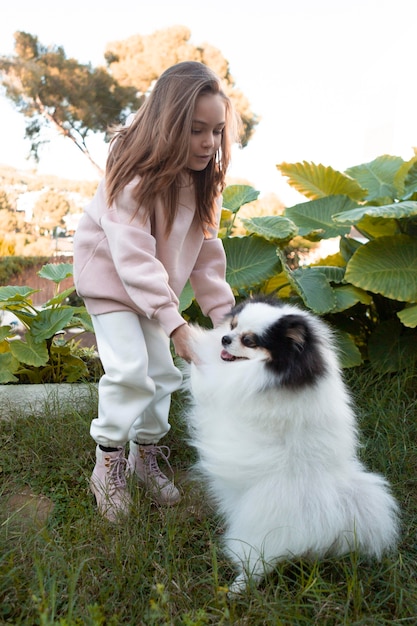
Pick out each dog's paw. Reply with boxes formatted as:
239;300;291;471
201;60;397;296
227;573;248;598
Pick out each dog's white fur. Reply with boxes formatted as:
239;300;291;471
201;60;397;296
184;299;400;594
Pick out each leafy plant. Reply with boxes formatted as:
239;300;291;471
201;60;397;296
181;158;417;373
276;156;417;372
0;263;99;383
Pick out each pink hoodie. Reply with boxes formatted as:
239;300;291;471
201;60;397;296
73;178;235;337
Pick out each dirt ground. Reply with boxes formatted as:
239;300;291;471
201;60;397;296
3;487;54;530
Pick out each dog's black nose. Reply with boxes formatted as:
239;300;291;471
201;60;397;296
222;335;232;346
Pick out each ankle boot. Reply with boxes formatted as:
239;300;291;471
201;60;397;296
90;446;132;521
128;441;181;506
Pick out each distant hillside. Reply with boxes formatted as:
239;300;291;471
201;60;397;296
0;164;99;198
0;165;98;256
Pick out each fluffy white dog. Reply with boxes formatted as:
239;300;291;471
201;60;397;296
184;296;400;594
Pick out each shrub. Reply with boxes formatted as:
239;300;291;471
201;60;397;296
0;263;100;383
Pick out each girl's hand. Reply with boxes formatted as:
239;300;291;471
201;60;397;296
171;324;197;363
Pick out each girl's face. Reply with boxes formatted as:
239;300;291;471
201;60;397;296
187;93;226;171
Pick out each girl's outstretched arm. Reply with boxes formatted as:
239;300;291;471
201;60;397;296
171;324;197;363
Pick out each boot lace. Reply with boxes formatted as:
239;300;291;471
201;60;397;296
105;453;128;491
142;445;173;479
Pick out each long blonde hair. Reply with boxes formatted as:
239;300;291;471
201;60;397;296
105;61;241;233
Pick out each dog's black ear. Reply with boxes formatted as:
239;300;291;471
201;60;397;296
265;314;327;388
285;323;307;352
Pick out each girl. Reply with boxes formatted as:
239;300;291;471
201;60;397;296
73;61;241;521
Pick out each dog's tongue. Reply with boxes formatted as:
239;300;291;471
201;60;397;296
221;349;236;361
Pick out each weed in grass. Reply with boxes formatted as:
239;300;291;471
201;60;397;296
1;366;417;624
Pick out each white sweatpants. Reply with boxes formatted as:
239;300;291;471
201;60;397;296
90;311;183;447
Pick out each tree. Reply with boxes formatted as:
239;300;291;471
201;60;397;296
105;26;259;147
0;189;19;232
0;32;141;175
32;190;69;236
0;29;258;175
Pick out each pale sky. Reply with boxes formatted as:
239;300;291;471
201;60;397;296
1;0;416;205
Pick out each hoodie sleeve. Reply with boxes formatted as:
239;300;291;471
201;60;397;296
189;201;235;326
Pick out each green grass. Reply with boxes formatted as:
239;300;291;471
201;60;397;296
1;366;417;625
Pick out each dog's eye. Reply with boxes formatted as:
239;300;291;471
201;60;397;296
241;333;258;348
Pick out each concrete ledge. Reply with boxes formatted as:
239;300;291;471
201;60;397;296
0;383;98;418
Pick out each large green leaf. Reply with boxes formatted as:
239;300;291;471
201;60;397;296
222;185;260;213
345;235;417;302
8;311;36;327
0;352;19;383
286;266;336;314
332;285;372;312
9;335;49;367
223;236;281;289
0;326;11;341
403;160;417;199
340;236;363;263
333;201;417;225
44;285;76;307
345;155;404;202
241;215;298;242
397;304;417;328
285;195;356;239
348;216;399;240
334;331;363;368
71;309;94;333
0;285;38;304
29;308;75;342
394;156;417;199
179;281;195;313
38;263;73;283
61;356;90;382
312;266;345;284
368;319;417;373
277;161;366;201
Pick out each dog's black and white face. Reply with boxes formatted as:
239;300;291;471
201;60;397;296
220;297;329;389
